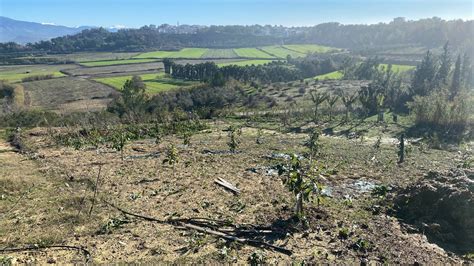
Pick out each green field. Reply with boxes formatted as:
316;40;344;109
314;71;344;80
283;44;339;54
202;49;239;58
0;65;73;83
217;59;274;67
134;48;208;59
233;48;275;59
379;64;416;72
94;73;197;94
260;46;306;58
79;58;158;67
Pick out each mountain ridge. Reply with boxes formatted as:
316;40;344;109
0;16;93;44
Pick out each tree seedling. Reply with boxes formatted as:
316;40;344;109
163;144;179;177
227;125;241;153
304;128;320;162
278;154;317;219
309;91;329;122
110;128;131;161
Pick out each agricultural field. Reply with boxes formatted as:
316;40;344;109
283;44;339;54
134;48;208;59
233;48;275;59
94;73;197;94
217;59;275;67
314;71;344;80
16;52;140;63
379;64;416;72
201;49;239;58
21;77;116;112
0;64;75;83
79;59;158;67
260;46;306;58
64;62;164;77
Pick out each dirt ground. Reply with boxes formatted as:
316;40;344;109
0;122;472;264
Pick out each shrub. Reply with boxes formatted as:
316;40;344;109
21;74;54;82
407;90;472;134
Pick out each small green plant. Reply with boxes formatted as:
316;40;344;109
163;144;179;167
182;131;192;146
338;227;349;239
372;185;389;198
248;250;266;265
227;126;241;153
110;128;132;160
0;256;13;265
277;154;318;219
98;217;130;235
304;128;320;161
352;238;372;252
256;128;264;144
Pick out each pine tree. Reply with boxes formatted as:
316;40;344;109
450;54;462;100
410;50;438;97
462;53;472;88
435;41;451;88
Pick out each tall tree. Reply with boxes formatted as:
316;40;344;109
435;41;451;88
450;54;462;99
462;53;473;88
410;50;438;97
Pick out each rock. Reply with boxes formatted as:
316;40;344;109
395;169;474;252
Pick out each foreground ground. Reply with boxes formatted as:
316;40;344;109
0;119;472;263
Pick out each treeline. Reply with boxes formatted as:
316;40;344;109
0;18;471;54
167;58;336;84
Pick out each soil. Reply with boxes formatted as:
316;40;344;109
0;123;472;263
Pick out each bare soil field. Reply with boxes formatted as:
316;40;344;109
0;122;471;264
21;77;117;112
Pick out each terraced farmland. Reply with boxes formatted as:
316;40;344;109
217;59;275;67
260;46;306;58
201;49;239;58
283;44;339;54
94;73;197;94
233;48;275;58
79;58;158;67
134;48;208;59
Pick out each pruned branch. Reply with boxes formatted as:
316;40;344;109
105;201;292;256
0;245;91;262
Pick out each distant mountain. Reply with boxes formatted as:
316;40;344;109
0;16;93;44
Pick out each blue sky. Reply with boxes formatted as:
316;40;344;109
0;0;472;28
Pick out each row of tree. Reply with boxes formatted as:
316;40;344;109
166;57;338;84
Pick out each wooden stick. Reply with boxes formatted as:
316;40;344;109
88;165;102;217
214;178;240;194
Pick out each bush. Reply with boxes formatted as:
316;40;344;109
21;74;54;82
0;81;15;98
407;90;472;136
